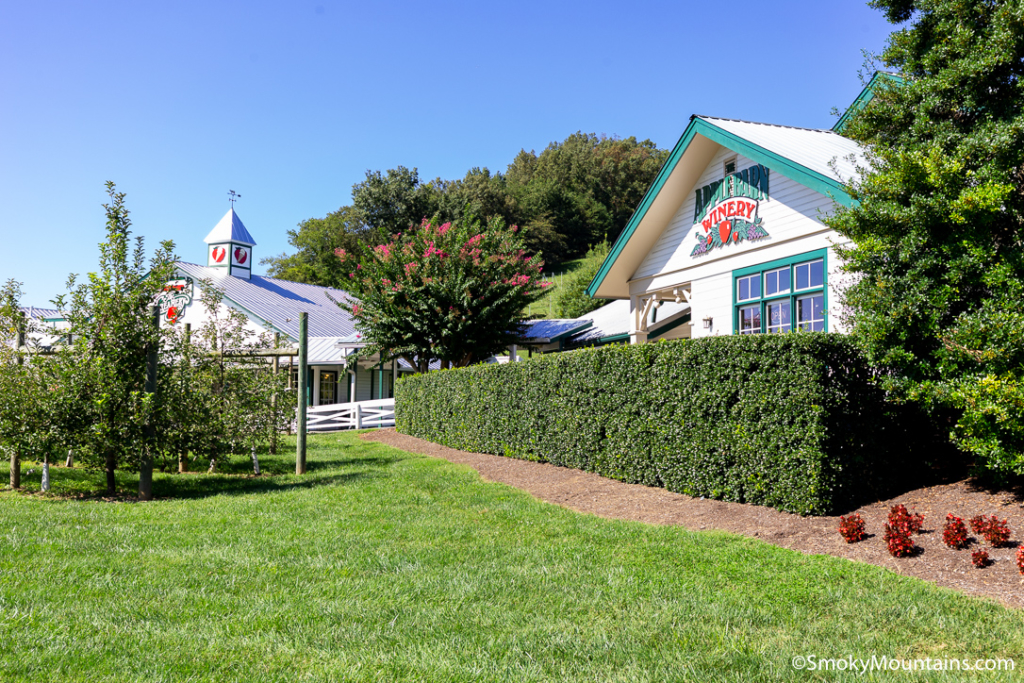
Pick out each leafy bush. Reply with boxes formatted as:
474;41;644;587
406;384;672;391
397;333;900;515
884;505;917;557
838;514;866;543
942;514;969;550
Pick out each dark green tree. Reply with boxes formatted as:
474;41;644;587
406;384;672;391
351;166;439;235
828;0;1024;476
261;206;368;288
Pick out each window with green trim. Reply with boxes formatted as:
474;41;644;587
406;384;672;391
732;250;827;334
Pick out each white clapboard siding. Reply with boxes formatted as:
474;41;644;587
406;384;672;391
633;148;845;286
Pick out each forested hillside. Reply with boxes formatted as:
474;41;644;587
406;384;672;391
261;132;668;288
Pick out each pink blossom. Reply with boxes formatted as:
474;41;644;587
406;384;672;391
465;234;483;247
540;281;551;288
335;248;346;258
375;244;392;257
356;264;362;270
438;222;452;235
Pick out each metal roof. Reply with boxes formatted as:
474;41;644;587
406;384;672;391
19;306;62;320
697;116;867;185
204;208;257;246
175;261;357;340
568;299;690;346
517;318;592;344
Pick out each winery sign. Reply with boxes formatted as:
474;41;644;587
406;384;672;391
691;164;770;257
156;277;194;324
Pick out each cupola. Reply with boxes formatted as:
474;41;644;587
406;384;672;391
204;208;256;279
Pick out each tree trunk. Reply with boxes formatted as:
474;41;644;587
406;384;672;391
105;452;116;496
9;451;19;489
65;450;74;468
41;455;50;492
251;446;260;475
208;458;216;473
178;450;187;474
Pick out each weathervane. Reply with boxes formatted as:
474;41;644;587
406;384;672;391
228;190;241;207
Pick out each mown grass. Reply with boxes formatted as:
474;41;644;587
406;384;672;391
1;432;1022;682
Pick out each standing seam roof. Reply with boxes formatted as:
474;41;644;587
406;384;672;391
175;262;357;340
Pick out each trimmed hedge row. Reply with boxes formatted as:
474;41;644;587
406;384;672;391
396;334;895;515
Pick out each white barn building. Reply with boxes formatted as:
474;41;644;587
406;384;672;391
158;208;404;408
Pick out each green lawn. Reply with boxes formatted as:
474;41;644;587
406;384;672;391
1;432;1022;682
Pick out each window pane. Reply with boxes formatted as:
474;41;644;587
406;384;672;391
739;305;761;334
765;267;790;297
795;259;824;290
737;274;760;302
319;371;337;404
797;294;824;331
809;259;823;287
767;301;790;333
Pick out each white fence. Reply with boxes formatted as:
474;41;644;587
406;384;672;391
305;398;395;432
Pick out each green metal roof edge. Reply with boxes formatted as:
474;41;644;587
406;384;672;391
833;72;905;133
585;117;856;299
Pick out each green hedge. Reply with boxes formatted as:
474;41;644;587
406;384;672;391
396;334;896;515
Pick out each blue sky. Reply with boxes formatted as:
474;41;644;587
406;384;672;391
0;0;896;305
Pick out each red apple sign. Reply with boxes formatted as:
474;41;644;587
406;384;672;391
234;247;248;265
718;220;732;244
212;247;226;263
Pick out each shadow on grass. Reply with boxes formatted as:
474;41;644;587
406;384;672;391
152;469;377;500
4;441;406;502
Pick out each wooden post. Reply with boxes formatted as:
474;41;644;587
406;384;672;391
9;451;19;489
270;332;279;455
139;305;159;501
179;323;190;473
355;402;362;430
296;312;308;474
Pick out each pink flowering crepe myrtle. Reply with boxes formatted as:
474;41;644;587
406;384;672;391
334;215;550;372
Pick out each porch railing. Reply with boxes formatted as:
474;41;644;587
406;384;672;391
305;398;395;432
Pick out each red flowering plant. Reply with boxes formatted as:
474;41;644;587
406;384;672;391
883;504;919;557
838;513;867;543
335;216;549;372
1016;546;1024;575
970;514;1011;547
971;549;990;568
942;514;969;550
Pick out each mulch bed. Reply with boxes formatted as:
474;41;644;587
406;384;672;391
363;429;1024;609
